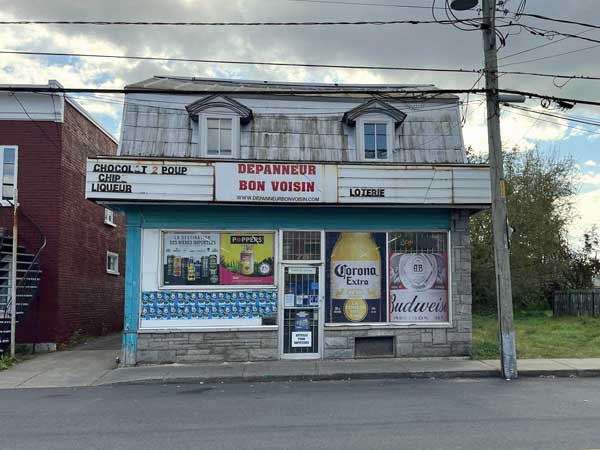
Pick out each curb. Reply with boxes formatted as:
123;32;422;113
93;368;600;387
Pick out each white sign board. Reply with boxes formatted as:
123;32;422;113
215;162;326;203
85;159;214;201
292;331;312;347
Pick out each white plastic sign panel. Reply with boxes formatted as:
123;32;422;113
86;158;213;201
215;162;329;203
292;331;312;347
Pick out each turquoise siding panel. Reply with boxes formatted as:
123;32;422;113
122;214;142;366
118;205;450;230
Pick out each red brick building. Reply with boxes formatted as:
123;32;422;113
0;81;125;351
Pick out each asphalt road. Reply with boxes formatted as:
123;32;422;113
1;377;600;450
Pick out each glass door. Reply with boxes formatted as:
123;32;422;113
281;265;323;358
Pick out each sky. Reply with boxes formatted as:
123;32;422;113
0;0;598;243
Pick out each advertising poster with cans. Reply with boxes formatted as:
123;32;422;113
388;252;449;322
325;232;387;323
140;289;278;328
163;232;220;286
219;233;275;285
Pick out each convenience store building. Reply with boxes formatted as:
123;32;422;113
85;77;491;366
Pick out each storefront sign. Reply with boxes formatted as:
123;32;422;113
326;232;387;323
388;253;449;322
292;332;312;347
215;162;324;203
86;158;213;201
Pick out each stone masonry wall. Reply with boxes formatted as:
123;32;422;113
324;209;472;359
136;330;278;364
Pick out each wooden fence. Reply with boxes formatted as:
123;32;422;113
552;290;600;317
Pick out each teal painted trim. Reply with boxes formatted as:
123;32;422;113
122;217;142;366
118;205;450;230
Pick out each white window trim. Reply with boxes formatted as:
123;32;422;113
104;208;116;227
106;251;120;275
199;113;240;158
0;145;18;207
356;116;394;162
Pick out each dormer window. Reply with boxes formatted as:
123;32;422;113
207;117;233;156
186;95;253;159
364;122;388;160
342;99;406;162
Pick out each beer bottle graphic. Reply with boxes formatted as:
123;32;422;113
330;233;381;322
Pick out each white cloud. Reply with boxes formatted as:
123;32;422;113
581;172;600;186
584;160;597;167
570;188;600;244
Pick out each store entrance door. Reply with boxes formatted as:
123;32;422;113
281;265;323;359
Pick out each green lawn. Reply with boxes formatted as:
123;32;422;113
472;311;600;359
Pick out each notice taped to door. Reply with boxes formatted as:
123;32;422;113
292;332;312;347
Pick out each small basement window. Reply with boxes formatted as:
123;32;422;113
104;208;116;227
106;251;119;275
355;336;395;358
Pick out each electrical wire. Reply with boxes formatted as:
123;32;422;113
508;12;600;31
288;0;447;9
0;18;476;26
3;49;599;82
504;104;600;127
498;27;595;61
0;49;484;74
499;43;600;68
503;107;600;137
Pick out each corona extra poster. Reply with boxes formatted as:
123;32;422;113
325;232;386;323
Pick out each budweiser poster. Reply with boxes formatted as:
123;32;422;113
388;253;449;322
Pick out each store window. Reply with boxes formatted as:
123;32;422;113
140;230;278;329
325;232;387;323
282;231;322;262
161;231;275;287
388;231;449;323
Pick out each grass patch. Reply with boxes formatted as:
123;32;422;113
473;310;600;359
0;354;16;370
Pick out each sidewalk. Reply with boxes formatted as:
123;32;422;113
0;333;120;389
3;338;600;389
93;358;600;386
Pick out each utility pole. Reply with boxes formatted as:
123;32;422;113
481;0;518;379
10;188;18;358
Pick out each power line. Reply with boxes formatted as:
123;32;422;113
498;27;595;61
504;104;600;127
0;18;472;26
509;12;600;31
503;106;600;137
4;84;600;109
3;50;600;82
289;0;446;9
0;49;482;74
499;43;600;68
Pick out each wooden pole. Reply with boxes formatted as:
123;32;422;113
481;0;518;379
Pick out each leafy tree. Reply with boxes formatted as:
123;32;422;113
470;148;579;311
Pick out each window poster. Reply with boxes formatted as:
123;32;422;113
163;232;220;286
219;233;275;285
388;252;448;322
325;232;387;323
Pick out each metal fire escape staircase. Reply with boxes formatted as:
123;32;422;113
0;218;45;355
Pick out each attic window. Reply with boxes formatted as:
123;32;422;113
364;123;388;160
207;118;232;156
